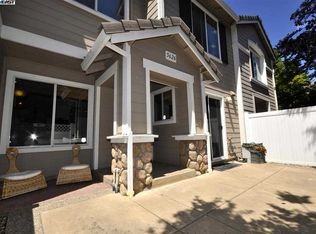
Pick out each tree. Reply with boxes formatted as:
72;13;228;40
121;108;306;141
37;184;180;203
277;0;316;80
274;50;316;109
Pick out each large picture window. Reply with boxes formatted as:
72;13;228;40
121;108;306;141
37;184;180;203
10;79;54;147
75;0;124;20
0;71;94;153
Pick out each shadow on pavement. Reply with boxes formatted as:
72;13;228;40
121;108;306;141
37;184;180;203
147;191;316;233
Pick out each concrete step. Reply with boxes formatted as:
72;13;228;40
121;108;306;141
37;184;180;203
152;168;196;189
96;169;112;186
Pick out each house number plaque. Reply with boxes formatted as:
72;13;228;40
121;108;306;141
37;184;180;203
165;51;177;63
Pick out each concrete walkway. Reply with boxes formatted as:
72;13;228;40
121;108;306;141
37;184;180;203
40;163;316;233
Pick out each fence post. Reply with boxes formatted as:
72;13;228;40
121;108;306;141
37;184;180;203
244;112;250;143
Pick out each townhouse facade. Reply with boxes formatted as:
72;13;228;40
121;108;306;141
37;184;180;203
0;0;277;195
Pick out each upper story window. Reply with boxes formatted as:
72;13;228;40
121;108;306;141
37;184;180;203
179;0;227;63
250;50;261;81
249;41;267;85
75;0;124;20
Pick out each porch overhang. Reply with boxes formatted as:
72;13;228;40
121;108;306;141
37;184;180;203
81;17;222;83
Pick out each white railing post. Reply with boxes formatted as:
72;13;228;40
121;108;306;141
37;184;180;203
244;112;250;143
206;132;212;172
127;132;134;197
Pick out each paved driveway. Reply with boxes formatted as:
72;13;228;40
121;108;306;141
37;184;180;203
39;163;316;234
3;163;316;233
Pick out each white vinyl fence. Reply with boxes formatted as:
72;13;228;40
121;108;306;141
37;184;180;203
245;106;316;166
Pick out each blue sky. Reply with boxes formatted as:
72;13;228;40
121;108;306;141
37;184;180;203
224;0;303;47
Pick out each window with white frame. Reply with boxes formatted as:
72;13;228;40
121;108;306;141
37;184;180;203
151;86;176;125
0;71;94;152
249;41;267;84
179;0;223;60
75;0;124;20
191;2;221;59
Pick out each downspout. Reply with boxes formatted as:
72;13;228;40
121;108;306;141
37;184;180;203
231;23;247;144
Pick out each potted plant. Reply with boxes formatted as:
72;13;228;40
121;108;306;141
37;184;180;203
242;143;267;163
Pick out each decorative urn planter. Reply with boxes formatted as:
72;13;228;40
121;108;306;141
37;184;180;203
242;143;266;164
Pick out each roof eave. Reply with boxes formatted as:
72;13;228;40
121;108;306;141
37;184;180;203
238;19;276;60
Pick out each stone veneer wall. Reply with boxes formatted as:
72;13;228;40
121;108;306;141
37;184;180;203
133;143;153;194
111;143;153;196
111;144;128;195
179;140;208;175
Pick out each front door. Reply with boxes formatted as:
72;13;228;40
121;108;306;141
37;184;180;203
206;97;224;159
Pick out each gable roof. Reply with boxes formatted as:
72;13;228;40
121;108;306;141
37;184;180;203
238;15;275;60
98;17;221;82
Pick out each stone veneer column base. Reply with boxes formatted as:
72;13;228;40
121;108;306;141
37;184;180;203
111;144;128;195
111;143;153;196
133;143;153;194
179;140;208;176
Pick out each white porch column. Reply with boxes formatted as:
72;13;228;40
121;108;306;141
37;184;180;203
187;81;196;135
121;42;134;196
145;68;152;134
122;43;132;134
200;73;213;172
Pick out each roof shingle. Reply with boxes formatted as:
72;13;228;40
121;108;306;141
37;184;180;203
100;17;221;78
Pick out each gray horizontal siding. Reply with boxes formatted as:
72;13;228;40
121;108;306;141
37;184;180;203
164;0;179;17
131;0;147;19
239;50;277;112
1;0;103;49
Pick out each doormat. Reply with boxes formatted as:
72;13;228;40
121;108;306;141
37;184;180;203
0;216;8;234
213;162;241;171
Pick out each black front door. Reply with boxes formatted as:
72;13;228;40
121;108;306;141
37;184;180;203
206;97;224;159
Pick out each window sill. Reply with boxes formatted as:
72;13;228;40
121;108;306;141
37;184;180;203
107;134;159;143
173;134;207;141
152;119;176;126
5;145;93;154
63;0;119;22
251;78;268;89
207;53;222;64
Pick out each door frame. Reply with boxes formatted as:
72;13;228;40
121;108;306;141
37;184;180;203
205;92;228;161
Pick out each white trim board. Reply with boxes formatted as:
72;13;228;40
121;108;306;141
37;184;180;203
107;134;158;143
157;0;165;19
0;25;87;59
0;70;94;154
231;23;246;143
63;0;119;22
93;61;118;169
204;91;229;161
97;27;220;82
237;20;275;59
143;58;196;135
81;30;111;71
151;86;177;126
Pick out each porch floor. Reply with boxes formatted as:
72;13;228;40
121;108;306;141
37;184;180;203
152;162;182;178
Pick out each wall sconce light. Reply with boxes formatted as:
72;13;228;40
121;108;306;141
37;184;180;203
225;91;236;103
